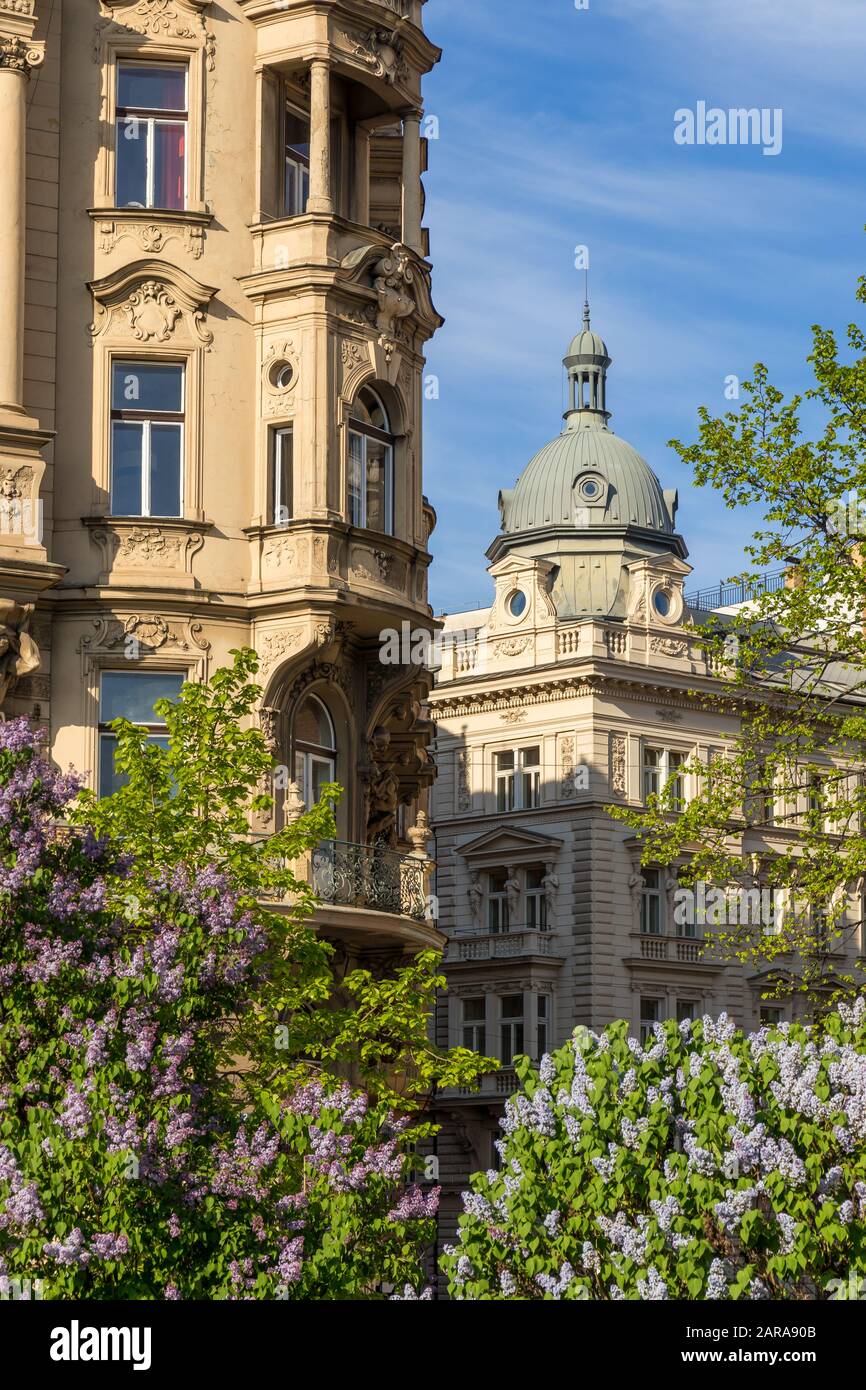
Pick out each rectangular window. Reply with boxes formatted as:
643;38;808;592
99;670;184;796
536;995;550;1057
760;1005;784;1026
525;866;548;931
643;746;688;809
640;997;662;1046
347;430;394;534
495;746;540;812
487;868;509;934
116;62;187;210
462;997;486;1053
520;746;541;808
495;750;515;812
110;361;184;517
641;868;662;935
500;995;524;1065
272;427;293;525
284;108;310;216
676;999;699;1024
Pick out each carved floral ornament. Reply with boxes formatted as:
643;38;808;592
94;0;216;69
89;260;216;344
96;217;207;260
83;613;210;654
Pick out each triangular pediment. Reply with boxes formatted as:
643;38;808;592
456;825;563;864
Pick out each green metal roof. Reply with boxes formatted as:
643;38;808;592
499;420;675;535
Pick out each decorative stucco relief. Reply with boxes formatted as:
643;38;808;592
94;0;216;69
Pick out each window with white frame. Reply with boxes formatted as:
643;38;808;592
271;426;293;525
461;997;486;1053
487;868;510;934
292;694;335;809
640;868;663;935
500;994;524;1065
676;999;699;1024
525;866;548;931
99;670;184;796
348;386;394;534
643;746;687;808
116;62;188;210
495;745;540;812
639;997;662;1046
536;994;550;1057
284;106;310;216
110;361;184;517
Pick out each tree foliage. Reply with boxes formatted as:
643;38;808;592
610;262;866;1007
443;1008;866;1300
0;653;491;1299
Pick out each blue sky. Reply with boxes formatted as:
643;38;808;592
420;0;866;614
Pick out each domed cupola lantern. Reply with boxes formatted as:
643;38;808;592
489;301;692;623
563;301;612;425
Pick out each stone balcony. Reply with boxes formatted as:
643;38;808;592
445;928;565;964
625;930;726;972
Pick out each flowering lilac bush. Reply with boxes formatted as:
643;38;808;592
443;1007;866;1300
0;716;445;1298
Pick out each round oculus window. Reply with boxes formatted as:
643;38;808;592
653;589;672;617
576;474;604;503
508;589;527;617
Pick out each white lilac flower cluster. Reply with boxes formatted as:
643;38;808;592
447;1005;866;1302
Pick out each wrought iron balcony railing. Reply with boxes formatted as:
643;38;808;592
309;840;429;923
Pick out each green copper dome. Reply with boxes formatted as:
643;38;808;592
488;305;687;621
499;424;676;534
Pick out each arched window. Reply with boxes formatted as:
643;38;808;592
293;693;336;807
348;385;394;535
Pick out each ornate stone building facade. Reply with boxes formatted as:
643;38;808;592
428;310;866;1249
0;0;443;964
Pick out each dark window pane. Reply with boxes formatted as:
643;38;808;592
153;122;186;210
112;363;183;414
111;421;143;515
100;671;184;725
364;438;387;532
149;424;182;515
118;65;186;112
116;119;148;208
99;734;122;797
274;430;292;523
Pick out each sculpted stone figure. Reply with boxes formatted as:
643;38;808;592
0;600;40;714
365;763;400;846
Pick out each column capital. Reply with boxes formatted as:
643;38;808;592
0;34;44;77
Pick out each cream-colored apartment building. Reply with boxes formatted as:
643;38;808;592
0;0;444;965
428;312;866;1244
